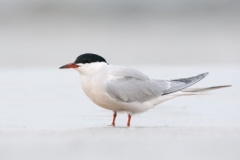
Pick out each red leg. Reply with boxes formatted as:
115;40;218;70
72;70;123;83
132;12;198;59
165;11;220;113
111;111;117;126
127;114;132;127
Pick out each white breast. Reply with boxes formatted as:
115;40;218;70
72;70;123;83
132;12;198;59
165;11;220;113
78;64;124;112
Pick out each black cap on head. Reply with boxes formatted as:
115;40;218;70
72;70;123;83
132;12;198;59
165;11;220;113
74;53;108;64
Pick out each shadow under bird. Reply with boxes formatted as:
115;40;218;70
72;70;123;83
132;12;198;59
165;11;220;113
59;53;231;127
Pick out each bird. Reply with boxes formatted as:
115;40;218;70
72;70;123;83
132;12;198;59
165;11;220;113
59;53;231;127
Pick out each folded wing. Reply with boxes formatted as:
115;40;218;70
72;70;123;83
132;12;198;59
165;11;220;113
106;68;208;103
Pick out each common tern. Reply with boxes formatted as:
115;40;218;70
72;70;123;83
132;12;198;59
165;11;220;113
60;53;231;127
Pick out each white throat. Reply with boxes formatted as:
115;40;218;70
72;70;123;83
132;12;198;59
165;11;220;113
75;62;109;106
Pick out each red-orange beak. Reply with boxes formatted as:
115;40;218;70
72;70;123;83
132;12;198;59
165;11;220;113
59;63;79;69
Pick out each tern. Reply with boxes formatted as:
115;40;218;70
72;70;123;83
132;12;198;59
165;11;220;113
60;53;231;127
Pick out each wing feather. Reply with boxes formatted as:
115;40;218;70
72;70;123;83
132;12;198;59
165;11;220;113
106;67;170;103
105;66;208;103
162;72;209;95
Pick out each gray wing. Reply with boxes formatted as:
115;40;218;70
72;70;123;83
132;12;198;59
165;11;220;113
106;69;209;103
106;67;171;103
106;77;170;103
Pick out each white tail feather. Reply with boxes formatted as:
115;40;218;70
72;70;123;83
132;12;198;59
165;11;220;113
182;85;232;93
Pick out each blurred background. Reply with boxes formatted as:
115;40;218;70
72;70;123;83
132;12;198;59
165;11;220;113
1;1;240;160
0;0;240;67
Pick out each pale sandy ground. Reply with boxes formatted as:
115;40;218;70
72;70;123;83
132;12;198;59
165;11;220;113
0;127;240;160
0;66;239;160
